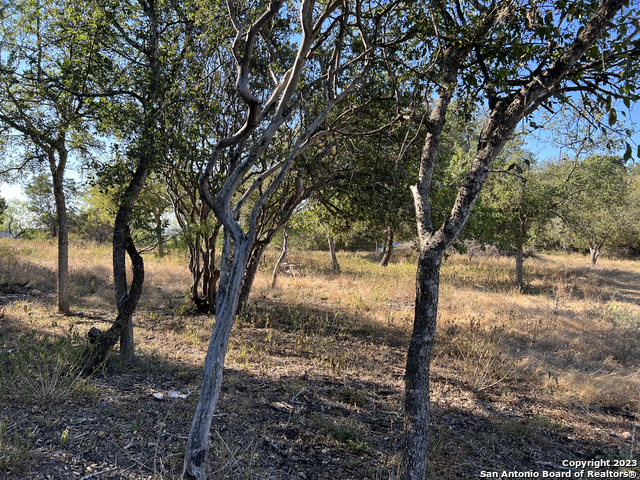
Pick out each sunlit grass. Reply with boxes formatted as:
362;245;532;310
1;237;640;416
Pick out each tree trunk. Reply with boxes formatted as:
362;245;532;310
328;234;340;272
203;228;220;312
589;245;600;267
380;226;394;267
194;226;221;314
154;211;164;257
271;228;288;288
188;222;221;314
401;248;444;480
182;234;252;480
84;152;150;370
81;230;144;375
515;243;524;291
119;313;135;361
48;146;70;315
237;242;268;314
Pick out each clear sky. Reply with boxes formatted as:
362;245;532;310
0;182;24;200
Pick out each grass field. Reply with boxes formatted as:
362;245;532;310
0;238;639;479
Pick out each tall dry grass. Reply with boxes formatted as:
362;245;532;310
1;237;639;414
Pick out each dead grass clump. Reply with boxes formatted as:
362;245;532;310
554;370;640;412
453;318;513;392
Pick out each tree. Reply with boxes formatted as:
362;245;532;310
0;199;33;238
0;197;7;230
395;1;640;478
478;144;555;290
133;174;172;256
182;0;387;477
80;0;199;370
560;155;631;266
0;0;105;314
75;184;117;243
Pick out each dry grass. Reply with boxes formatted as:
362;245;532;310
0;239;639;478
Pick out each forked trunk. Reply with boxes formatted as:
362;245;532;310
380;226;394;267
182;235;253;480
589;246;600;267
188;224;221;313
328;234;340;272
399;3;624;477
49;146;70;315
401;247;443;480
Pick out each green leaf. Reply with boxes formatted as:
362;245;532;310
609;108;617;126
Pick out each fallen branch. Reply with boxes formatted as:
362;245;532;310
79;467;119;480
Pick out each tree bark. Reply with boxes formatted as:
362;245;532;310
237;242;268;314
380;226;394;267
113;171;149;364
271;228;289;288
154;211;164;257
589;245;601;267
515;244;524;291
402;247;444;480
48;145;70;315
81;150;151;372
81;229;144;375
182;235;252;480
203;229;221;312
328;234;340;272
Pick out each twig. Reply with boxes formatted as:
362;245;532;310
78;467;119;480
291;389;307;404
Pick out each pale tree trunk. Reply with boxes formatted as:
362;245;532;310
328;234;340;272
183;0;373;476
48;144;70;315
271;228;289;288
380;226;394;267
400;2;625;477
589;243;603;267
183;234;252;480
